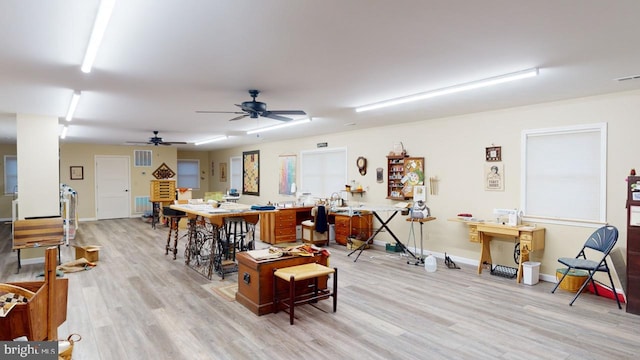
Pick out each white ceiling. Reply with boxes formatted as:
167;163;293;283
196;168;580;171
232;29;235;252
2;0;640;150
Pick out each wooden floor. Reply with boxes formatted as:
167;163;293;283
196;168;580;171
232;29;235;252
2;218;640;360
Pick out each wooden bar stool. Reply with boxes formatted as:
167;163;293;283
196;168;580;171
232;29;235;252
163;207;186;260
273;263;337;325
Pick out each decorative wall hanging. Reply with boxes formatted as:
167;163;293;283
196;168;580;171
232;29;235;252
211;161;215;176
152;162;175;179
486;146;502;162
243;150;260;195
485;163;504;191
219;163;227;182
376;168;384;183
279;154;296;195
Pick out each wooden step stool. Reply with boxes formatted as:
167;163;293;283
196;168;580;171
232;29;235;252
273;263;337;325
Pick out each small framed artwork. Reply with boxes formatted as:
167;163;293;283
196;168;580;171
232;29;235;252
485;163;504;191
70;166;84;180
220;163;227;182
486;146;501;162
211;161;215;176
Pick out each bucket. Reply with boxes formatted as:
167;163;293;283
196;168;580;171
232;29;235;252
522;261;540;285
556;268;589;292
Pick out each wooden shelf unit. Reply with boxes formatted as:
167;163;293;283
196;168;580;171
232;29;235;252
386;155;424;200
627;176;640;315
150;179;176;202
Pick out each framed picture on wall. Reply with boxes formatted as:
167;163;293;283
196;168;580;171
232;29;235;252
70;166;83;180
278;154;296;195
220;163;227;182
243;150;260;195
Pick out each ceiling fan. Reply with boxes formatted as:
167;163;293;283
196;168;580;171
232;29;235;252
196;89;306;121
126;131;188;146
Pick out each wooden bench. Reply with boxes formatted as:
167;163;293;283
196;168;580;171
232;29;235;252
273;263;337;325
12;218;64;273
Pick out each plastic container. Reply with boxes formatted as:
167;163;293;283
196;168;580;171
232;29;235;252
424;254;437;272
522;261;541;285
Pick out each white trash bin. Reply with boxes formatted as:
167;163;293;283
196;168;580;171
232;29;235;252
522;261;541;285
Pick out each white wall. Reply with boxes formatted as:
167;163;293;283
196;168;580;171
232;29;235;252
207;89;640;283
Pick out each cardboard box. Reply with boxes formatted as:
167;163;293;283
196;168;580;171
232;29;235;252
74;245;100;262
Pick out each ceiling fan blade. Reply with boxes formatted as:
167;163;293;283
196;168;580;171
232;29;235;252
266;110;306;115
261;112;292;121
196;110;245;114
162;141;188;145
229;114;249;121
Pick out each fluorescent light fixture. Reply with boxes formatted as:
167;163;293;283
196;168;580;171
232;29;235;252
355;68;539;113
60;125;68;139
194;136;228;146
81;0;116;73
246;118;312;135
65;91;81;121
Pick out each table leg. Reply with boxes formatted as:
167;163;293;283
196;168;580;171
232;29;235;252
478;234;492;274
516;246;530;283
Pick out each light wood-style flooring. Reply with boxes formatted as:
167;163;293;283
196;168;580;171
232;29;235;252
2;218;640;359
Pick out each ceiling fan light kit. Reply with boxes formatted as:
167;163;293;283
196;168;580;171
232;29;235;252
355;68;539;112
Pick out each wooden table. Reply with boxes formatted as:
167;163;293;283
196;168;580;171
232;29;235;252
236;251;329;315
452;219;545;283
170;204;264;279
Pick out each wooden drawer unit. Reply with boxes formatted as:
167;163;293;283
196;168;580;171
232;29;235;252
334;215;351;245
468;225;479;243
333;213;372;246
259;207;313;244
150;179;176;202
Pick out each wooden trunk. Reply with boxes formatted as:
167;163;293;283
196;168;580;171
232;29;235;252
236;252;328;315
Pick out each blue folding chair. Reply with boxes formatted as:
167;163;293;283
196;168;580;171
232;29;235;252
551;225;622;309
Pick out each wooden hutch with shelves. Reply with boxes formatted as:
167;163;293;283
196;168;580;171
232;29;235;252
386;155;424;200
626;175;640;315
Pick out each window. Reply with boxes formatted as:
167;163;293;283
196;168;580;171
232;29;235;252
4;155;17;195
177;159;199;189
230;156;242;192
521;123;607;226
134;150;152;167
300;147;347;198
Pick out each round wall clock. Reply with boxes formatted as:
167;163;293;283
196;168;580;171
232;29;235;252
357;156;367;175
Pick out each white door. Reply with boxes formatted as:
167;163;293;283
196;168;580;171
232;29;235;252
96;156;131;219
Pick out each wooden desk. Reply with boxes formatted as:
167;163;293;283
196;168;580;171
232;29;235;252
260;206;313;244
455;220;545;283
236;252;329;315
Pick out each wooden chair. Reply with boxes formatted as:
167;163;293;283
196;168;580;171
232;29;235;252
301;205;329;246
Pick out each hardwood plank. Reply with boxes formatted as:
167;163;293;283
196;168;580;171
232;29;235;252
2;219;640;359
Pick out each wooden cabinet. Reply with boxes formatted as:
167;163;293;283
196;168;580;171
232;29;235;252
627;176;640;315
333;213;372;246
150;179;176;202
236;252;328;315
387;156;424;200
259;207;312;244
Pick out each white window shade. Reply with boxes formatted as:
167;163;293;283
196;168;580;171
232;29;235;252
300;148;347;198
